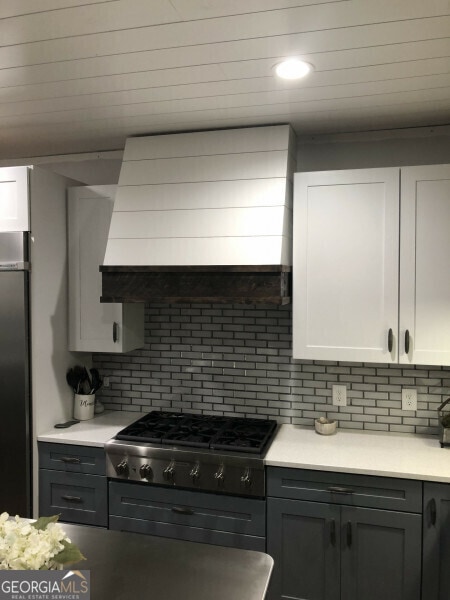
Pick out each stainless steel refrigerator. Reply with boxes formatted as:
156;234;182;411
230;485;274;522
0;231;31;516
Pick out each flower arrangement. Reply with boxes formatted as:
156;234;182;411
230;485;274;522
0;513;85;570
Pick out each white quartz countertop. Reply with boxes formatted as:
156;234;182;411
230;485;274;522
265;424;450;483
37;411;138;447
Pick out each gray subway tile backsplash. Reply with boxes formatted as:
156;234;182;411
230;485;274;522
92;303;450;435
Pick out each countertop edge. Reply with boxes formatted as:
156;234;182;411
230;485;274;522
264;460;450;483
37;436;106;447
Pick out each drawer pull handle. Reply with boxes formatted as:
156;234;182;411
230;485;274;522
62;495;83;503
171;506;194;516
113;321;118;343
430;498;437;526
328;486;354;495
330;519;336;546
388;328;393;352
346;521;352;547
60;457;81;464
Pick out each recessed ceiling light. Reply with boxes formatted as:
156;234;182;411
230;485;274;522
274;58;313;80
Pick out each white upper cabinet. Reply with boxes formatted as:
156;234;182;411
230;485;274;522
400;165;450;366
293;168;400;363
68;185;144;353
293;164;450;366
0;166;30;232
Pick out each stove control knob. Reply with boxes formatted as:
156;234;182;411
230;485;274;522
139;464;153;480
163;461;176;482
214;464;225;487
190;463;200;483
240;467;252;488
115;460;129;477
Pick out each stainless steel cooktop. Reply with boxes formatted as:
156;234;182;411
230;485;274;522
105;411;278;498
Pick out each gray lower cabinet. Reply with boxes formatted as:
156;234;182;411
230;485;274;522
38;443;107;527
340;505;421;600
267;467;422;600
267;498;340;600
109;480;266;551
422;482;450;600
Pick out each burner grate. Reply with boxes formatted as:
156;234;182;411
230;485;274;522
211;419;277;454
116;411;184;443
115;411;277;454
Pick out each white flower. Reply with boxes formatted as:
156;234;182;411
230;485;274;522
0;513;76;570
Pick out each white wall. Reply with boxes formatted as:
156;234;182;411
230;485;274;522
29;166;90;515
297;126;450;171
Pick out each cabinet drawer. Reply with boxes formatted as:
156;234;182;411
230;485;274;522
267;467;422;513
109;515;265;552
109;481;265;537
39;443;106;475
39;470;107;527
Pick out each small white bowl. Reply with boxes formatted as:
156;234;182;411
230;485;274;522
315;418;337;435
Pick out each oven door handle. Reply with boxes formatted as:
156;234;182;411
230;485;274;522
171;506;194;516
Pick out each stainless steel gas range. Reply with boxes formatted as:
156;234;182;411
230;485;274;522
105;411;278;550
105;411;277;498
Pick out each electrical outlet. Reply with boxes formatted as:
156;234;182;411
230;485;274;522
332;384;347;407
402;388;417;411
103;376;110;388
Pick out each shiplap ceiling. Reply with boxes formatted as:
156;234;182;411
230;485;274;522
1;0;449;159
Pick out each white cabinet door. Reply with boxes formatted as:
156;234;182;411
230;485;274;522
293;169;400;363
400;165;450;366
0;166;29;232
68;186;144;353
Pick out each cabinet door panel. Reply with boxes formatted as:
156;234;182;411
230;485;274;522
0;166;29;232
422;482;450;600
341;506;421;600
293;168;399;363
400;165;450;365
68;186;120;350
39;470;107;527
68;185;144;352
267;498;340;600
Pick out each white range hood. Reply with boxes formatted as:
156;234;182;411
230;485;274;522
101;125;296;304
